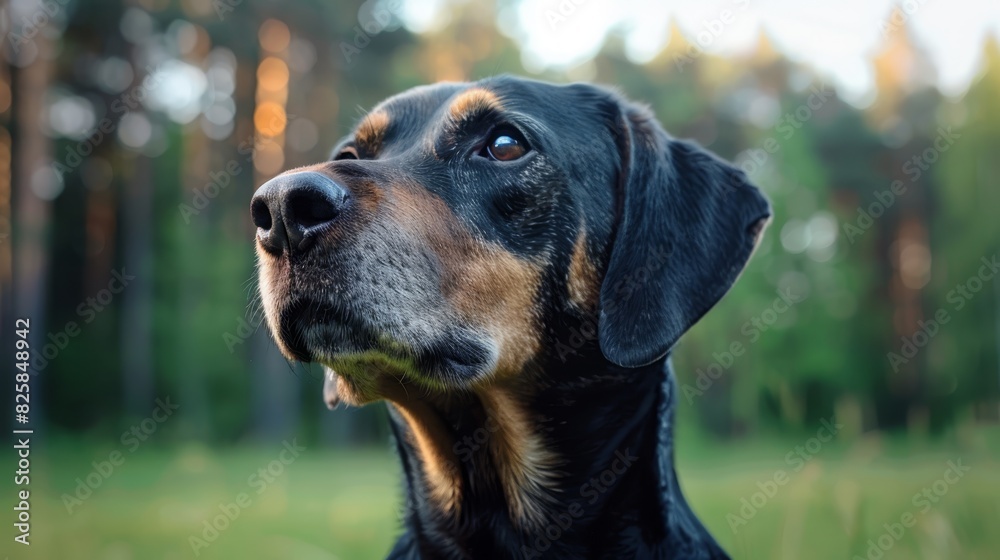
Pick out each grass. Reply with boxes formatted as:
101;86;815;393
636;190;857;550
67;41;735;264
4;429;1000;559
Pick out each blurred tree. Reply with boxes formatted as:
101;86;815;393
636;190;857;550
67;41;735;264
17;0;1000;444
931;37;1000;426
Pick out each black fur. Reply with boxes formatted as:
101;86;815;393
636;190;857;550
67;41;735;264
377;78;770;559
254;75;771;559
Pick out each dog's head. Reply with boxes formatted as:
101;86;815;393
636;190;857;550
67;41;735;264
251;76;770;406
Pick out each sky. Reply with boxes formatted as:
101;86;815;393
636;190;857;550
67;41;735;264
400;0;1000;104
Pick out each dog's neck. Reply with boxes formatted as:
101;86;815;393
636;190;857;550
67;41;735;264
385;348;728;559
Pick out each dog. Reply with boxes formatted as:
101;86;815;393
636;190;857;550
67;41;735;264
251;75;771;559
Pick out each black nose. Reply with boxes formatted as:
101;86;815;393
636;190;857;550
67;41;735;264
250;171;348;255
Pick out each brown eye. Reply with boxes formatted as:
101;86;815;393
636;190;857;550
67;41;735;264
485;132;528;161
334;146;358;160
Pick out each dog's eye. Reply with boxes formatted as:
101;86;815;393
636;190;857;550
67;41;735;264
335;146;359;160
481;130;528;162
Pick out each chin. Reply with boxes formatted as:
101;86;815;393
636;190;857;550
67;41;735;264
271;301;501;404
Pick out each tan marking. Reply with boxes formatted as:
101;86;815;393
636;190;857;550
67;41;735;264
388;184;542;378
330;356;464;515
356;110;389;153
448;88;502;121
451;249;541;376
390;399;463;516
479;387;558;529
567;228;599;312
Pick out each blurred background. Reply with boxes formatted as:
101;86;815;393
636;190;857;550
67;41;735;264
2;0;999;558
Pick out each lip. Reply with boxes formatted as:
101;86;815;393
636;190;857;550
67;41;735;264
278;298;366;362
276;297;495;389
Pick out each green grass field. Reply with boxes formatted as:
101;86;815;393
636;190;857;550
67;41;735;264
5;430;1000;560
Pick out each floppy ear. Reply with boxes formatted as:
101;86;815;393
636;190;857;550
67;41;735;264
598;104;772;368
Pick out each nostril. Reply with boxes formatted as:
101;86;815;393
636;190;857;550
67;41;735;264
287;187;341;230
251;171;347;255
251;198;272;230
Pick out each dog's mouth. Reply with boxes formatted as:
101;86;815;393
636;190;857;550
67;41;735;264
277;298;367;362
275;296;498;398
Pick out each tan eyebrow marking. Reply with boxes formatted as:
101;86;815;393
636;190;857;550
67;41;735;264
356;109;390;153
448;88;503;121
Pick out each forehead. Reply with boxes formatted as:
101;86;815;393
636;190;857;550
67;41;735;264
375;78;557;122
351;78;603;153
